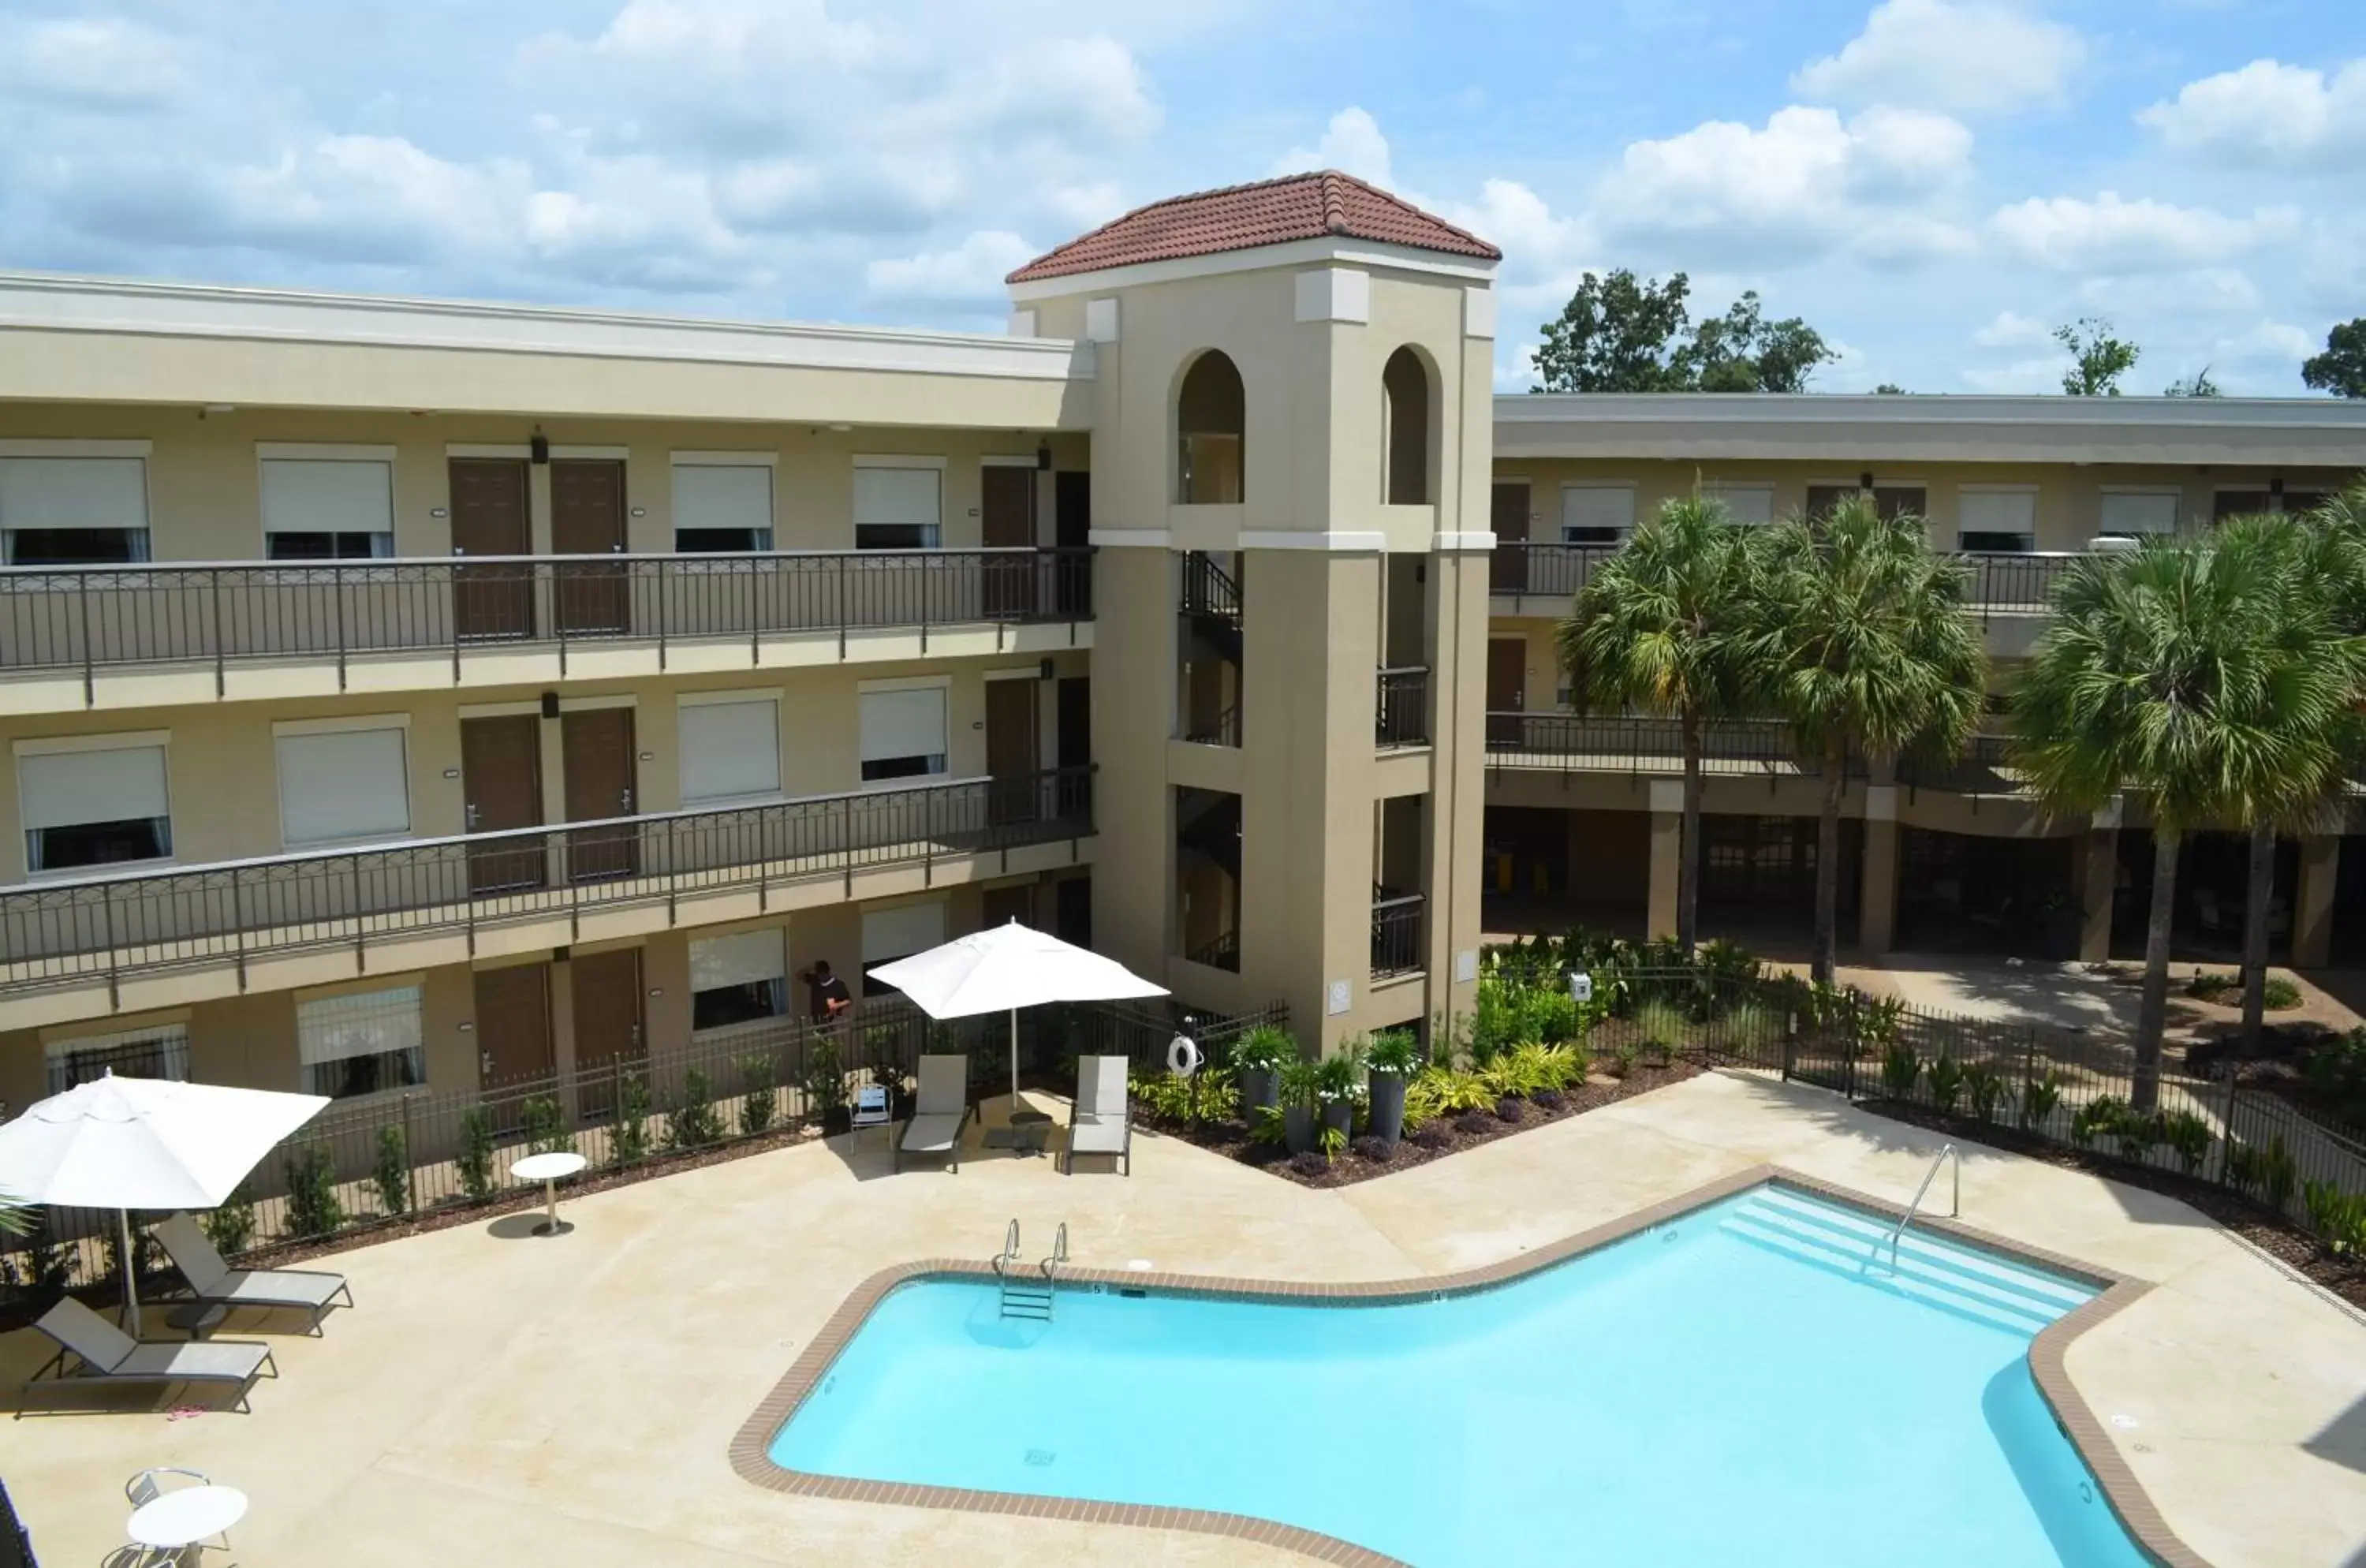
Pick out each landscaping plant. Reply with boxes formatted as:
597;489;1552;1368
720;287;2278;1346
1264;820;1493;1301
665;1067;723;1150
1925;1052;1965;1114
1879;1041;1921;1100
610;1070;651;1167
2163;1111;2212;1174
2113;1108;2166;1166
1962;1062;2005;1125
2069;1096;2125;1151
372;1124;410;1217
2018;1070;2062;1131
521;1094;574;1156
739;1053;778;1136
1230;1024;1296;1114
457;1106;496;1200
2303;1181;2366;1257
203;1185;256;1256
281;1141;345;1241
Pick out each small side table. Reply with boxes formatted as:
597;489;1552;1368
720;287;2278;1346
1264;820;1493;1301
509;1151;589;1236
128;1483;247;1557
1006;1109;1054;1158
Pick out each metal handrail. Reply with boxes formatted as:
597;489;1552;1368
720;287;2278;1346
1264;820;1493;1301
1884;1143;1961;1271
992;1219;1021;1276
1039;1221;1068;1282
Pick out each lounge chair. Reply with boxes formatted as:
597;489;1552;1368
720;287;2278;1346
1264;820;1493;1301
895;1055;973;1173
22;1298;276;1416
1066;1054;1133;1176
155;1213;353;1335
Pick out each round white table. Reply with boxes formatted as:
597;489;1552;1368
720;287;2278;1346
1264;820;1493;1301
128;1483;247;1552
510;1151;588;1236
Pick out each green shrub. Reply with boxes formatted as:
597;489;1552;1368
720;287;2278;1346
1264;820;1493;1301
1317;1122;1349;1163
281;1141;345;1241
1230;1023;1297;1074
7;1222;73;1309
2163;1111;2211;1174
202;1185;256;1256
2304;1031;2366;1124
2304;1181;2366;1256
521;1094;574;1156
371;1125;409;1217
665;1068;724;1150
1926;1053;1965;1113
1365;1028;1422;1075
2069;1096;2125;1151
1962;1062;2005;1124
1879;1041;1922;1099
1630;998;1690;1058
610;1070;650;1167
2186;970;2302;1010
2224;1137;2263;1196
739;1054;778;1136
2262;1134;2298;1213
2018;1071;2062;1129
2113;1109;2166;1164
1313;1049;1364;1110
457;1106;497;1200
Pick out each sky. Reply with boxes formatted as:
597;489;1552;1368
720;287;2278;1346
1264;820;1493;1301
2;0;2363;396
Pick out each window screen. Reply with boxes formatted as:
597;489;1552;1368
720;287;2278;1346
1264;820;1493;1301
1701;484;1774;525
1559;486;1634;544
689;928;788;1032
853;466;941;551
859;687;947;781
296;983;426;1099
674;464;774;554
277;727;410;848
260;459;394;561
0;457;150;565
2099;493;2179;536
1957;491;2036;554
19;744;171;872
679;699;781;806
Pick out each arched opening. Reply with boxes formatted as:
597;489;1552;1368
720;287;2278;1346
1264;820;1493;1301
1175;350;1245;504
1382;345;1433;505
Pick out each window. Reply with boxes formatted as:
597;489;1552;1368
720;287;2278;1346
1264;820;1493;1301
853;464;941;551
673;462;774;554
1805;483;1857;520
679;696;781;807
1559;484;1635;544
45;1021;190;1096
1176;350;1245;504
1700;483;1774;525
1957;489;2036;554
17;737;172;873
2284;490;2332;516
296;983;425;1099
276;722;409;849
2099;491;2179;538
0;456;150;565
689;928;787;1032
859;685;947;782
260;457;394;560
862;900;946;997
1873;486;1926;522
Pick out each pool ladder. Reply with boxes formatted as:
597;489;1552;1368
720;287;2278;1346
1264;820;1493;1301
1882;1144;1960;1273
994;1219;1066;1321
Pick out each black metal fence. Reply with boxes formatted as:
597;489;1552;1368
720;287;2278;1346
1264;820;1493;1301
1490;543;1614;599
1371;894;1425;979
0;767;1093;995
1956;551;2077;615
1482;713;1866;778
1375;666;1429;748
0;992;1285;1309
1485;543;2073;618
0;547;1093;691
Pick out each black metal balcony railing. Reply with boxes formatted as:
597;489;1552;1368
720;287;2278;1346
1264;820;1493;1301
1371;892;1424;980
1487;543;2078;616
0;547;1093;690
1375;666;1430;748
1897;734;2020;795
1185;927;1241;973
1483;713;1869;778
0;767;1093;996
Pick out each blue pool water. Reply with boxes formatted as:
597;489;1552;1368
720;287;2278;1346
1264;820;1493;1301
771;1185;2152;1567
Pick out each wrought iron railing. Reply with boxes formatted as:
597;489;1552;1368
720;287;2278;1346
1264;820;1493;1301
1371;892;1425;979
1897;734;2021;796
0;767;1094;996
1487;543;2079;618
1178;550;1242;625
1185;928;1241;973
1951;551;2077;615
1482;713;1867;778
1375;666;1430;748
0;547;1093;696
1489;543;1616;599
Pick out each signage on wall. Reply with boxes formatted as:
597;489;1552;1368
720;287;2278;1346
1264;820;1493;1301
1327;980;1350;1016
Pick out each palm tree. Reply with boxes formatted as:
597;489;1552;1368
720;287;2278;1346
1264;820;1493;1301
2014;525;2362;1107
1753;495;1985;984
1556;496;1758;954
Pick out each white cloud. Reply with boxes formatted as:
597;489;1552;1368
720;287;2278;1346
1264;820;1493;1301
1987;192;2300;274
1595;105;1972;263
0;14;202;108
1961;354;2072;393
1793;0;2083;116
2138;58;2366;165
1275;106;1394;186
1972;309;2051;348
2076;267;2262;319
866;230;1039;306
1428;177;1595;312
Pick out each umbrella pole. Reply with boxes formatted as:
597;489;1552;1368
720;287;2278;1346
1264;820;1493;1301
118;1208;140;1337
1009;1006;1020;1116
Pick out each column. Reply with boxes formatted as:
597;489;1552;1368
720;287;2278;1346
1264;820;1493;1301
1646;779;1681;942
2295;831;2341;969
2078;808;2120;963
1859;786;1899;957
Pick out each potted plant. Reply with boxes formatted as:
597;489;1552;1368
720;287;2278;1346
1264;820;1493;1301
1231;1023;1294;1118
1315;1046;1364;1144
1364;1029;1420;1148
1278;1057;1322;1155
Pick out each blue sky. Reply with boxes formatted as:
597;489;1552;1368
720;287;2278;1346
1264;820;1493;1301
2;0;2363;394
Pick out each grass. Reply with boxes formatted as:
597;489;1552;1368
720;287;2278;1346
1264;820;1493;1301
2185;970;2302;1010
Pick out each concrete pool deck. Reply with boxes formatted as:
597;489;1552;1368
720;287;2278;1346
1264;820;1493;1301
3;1071;2362;1566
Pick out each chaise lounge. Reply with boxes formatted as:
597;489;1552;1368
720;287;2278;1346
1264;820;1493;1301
1065;1054;1133;1175
22;1298;277;1416
155;1212;354;1335
895;1054;973;1173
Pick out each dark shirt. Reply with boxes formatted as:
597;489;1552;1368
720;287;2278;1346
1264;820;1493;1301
808;973;853;1021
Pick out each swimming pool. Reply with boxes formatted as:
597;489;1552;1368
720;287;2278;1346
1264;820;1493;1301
765;1182;2155;1566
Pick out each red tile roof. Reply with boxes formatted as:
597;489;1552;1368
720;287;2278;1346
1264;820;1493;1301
1006;170;1501;284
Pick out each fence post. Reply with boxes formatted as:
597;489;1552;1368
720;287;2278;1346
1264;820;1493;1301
401;1093;417;1215
2218;1067;2241;1186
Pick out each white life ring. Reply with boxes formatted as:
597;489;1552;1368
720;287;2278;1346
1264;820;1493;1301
1166;1034;1204;1077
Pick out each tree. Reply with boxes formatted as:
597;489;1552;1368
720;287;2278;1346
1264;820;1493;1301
2302;319;2366;398
1533;270;1835;394
1873;383;1908;395
1557;497;1760;955
2164;366;2222;398
1752;497;1986;984
2013;529;2361;1107
2055;316;2140;396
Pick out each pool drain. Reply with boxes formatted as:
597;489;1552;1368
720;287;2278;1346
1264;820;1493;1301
1025;1449;1056;1467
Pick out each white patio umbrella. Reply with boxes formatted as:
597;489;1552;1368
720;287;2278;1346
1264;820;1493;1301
867;920;1167;1114
0;1073;330;1335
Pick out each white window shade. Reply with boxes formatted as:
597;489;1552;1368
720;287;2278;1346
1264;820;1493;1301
679;700;781;805
1703;484;1773;525
297;984;424;1067
863;900;946;962
277;728;410;847
19;745;168;831
674;465;772;536
690;928;786;992
1958;491;2037;536
1560;486;1635;538
853;467;941;529
2099;493;2178;535
45;1021;191;1094
0;457;147;528
860;688;947;763
260;460;393;536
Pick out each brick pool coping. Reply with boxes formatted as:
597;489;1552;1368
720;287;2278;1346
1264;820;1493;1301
727;1163;2210;1568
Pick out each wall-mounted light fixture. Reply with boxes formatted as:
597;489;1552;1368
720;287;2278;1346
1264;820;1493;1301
530;431;550;465
540;690;560;719
1036;443;1053;471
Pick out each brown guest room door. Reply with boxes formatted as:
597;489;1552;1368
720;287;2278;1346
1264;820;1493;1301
981;465;1036;619
570;948;645;1118
986;678;1039;824
562;706;639;882
1490;481;1530;595
461;713;545;894
450;458;534;640
1487;638;1526;749
552;458;629;636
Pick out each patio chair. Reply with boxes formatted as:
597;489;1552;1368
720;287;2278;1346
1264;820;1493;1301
850;1081;894;1150
1065;1054;1133;1177
895;1055;973;1173
21;1298;276;1416
155;1212;353;1335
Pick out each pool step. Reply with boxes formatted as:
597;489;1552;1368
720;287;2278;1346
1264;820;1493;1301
998;1280;1054;1321
1719;1188;2088;1338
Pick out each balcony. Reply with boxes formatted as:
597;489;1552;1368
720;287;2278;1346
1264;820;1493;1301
1487;543;2078;620
1371;891;1424;980
1375;666;1430;749
1484;713;1864;780
0;767;1093;1007
0;547;1093;711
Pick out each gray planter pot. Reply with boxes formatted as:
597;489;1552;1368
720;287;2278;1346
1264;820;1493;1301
1283;1105;1315;1154
1367;1071;1408;1147
1320;1099;1355;1140
1238;1065;1281;1117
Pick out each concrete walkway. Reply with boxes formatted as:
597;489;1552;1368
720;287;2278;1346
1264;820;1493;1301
2;1074;2360;1567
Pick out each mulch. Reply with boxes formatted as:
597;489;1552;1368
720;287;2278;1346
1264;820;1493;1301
1140;1059;1707;1191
